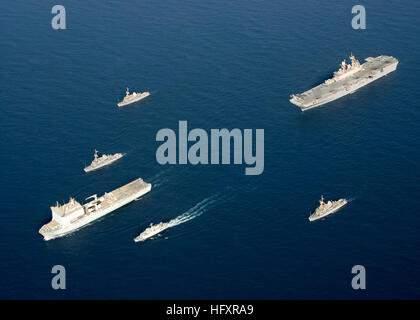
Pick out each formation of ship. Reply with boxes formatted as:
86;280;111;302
308;195;348;222
290;54;398;111
39;86;153;241
39;53;397;240
117;88;150;107
84;149;123;172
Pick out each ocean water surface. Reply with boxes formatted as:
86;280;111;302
0;0;419;299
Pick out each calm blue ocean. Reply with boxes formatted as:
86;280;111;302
0;0;419;299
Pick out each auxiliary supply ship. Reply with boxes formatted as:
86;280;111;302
39;178;152;240
308;195;347;222
117;88;150;107
84;149;123;172
290;54;398;111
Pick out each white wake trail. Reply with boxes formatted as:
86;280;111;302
167;194;221;228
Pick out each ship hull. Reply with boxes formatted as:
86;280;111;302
40;181;151;241
290;56;398;111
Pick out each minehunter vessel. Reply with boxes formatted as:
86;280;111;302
117;88;150;107
134;221;170;242
84;149;123;172
39;178;152;240
290;54;398;111
308;195;347;222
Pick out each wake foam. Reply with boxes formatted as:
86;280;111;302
167;194;221;228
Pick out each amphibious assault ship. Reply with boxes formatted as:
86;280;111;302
290;54;399;111
134;221;170;242
84;149;123;172
308;195;347;222
117;88;150;107
39;178;152;240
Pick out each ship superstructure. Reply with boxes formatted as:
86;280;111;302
290;54;398;111
84;149;123;172
117;88;150;107
39;178;152;240
308;195;347;222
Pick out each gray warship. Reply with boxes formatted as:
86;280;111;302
308;195;348;222
39;178;152;240
134;221;170;242
290;54;399;111
84;149;123;172
117;88;150;107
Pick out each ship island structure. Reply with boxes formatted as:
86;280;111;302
290;54;399;111
39;178;152;240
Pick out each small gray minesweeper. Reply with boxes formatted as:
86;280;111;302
117;88;150;107
308;195;348;222
134;221;170;242
84;149;123;172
